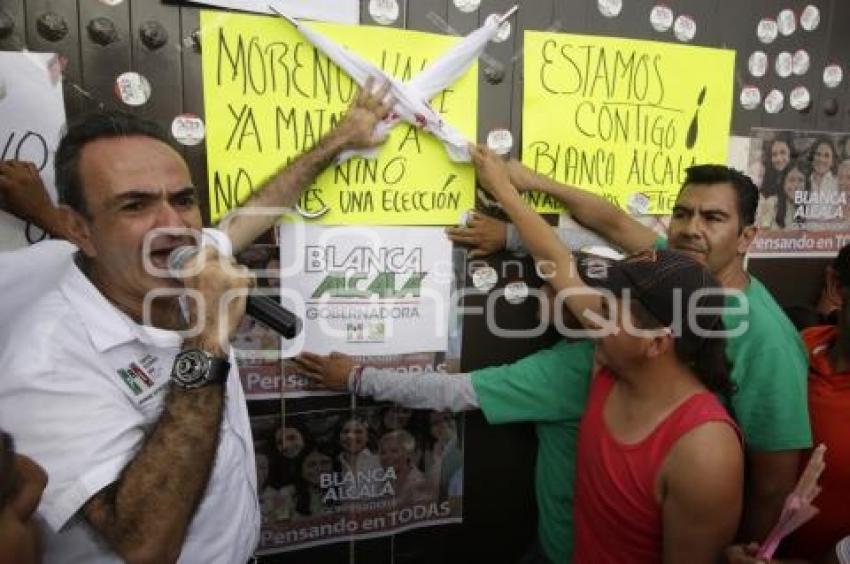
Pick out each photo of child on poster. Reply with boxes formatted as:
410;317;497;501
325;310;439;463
250;407;464;554
749;128;850;257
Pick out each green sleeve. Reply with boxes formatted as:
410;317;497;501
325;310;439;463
471;340;594;424
730;346;812;452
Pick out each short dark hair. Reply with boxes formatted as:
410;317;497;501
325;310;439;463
55;111;171;216
681;164;760;229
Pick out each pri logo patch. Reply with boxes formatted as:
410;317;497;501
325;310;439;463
117;354;158;396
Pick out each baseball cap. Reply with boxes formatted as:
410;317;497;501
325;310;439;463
575;248;725;335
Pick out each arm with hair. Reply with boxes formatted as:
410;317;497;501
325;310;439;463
82;252;253;564
83;381;224;564
506;159;657;253
222;79;393;253
662;422;744;564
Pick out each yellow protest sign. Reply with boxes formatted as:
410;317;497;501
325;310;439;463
522;31;735;214
200;11;476;225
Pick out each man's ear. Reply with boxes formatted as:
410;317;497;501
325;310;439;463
737;224;758;255
59;206;95;256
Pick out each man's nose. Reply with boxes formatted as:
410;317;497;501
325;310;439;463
679;215;702;237
154;200;187;228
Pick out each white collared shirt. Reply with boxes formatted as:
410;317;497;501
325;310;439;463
0;229;260;563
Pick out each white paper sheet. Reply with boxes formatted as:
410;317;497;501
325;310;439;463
0;52;66;250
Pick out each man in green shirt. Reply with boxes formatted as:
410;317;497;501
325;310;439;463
297;338;594;564
447;158;811;542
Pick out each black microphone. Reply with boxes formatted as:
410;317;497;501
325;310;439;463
168;246;302;339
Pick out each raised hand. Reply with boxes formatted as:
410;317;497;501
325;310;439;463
469;143;515;202
335;76;395;151
178;247;255;356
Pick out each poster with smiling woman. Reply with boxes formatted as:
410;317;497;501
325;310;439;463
748;128;850;257
249;407;464;554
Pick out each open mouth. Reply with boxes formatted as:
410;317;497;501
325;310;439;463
148;248;175;269
146;241;196;272
145;229;201;273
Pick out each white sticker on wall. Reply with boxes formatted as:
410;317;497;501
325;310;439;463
757;18;778;44
453;0;480;14
800;5;820;31
792;50;810;76
764;89;784;114
369;0;399;25
597;0;623;18
649;4;674;32
485;14;511;43
777;9;796;36
673;14;696;42
774;51;793;78
486;128;513;156
789;86;811;111
171;114;206;146
740;86;761;110
748;51;768;78
504;281;529;305
115;72;151;106
472;266;498;292
823;64;843;88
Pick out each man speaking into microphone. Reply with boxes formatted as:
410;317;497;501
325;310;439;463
0;78;393;563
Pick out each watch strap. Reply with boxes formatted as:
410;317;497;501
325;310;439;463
206;356;230;385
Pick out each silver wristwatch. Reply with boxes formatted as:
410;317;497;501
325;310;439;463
170;349;230;389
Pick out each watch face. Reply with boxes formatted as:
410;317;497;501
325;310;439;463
172;349;211;389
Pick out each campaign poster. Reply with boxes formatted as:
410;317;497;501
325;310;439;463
276;224;454;359
250;405;464;553
748;129;850;257
231;234;464;399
